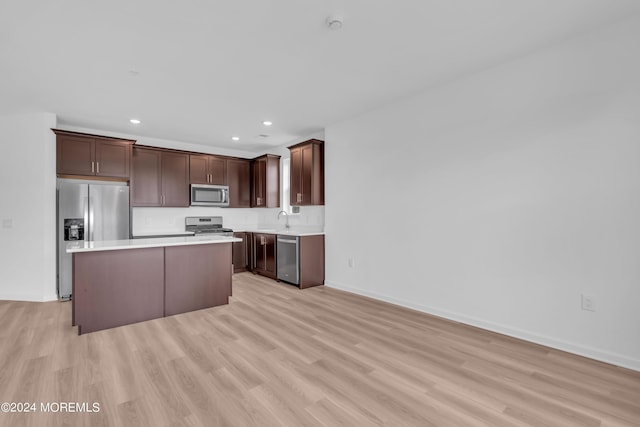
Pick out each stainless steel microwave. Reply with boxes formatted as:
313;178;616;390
190;184;229;207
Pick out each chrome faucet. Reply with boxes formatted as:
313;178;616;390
277;210;289;229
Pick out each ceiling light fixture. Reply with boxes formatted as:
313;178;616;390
326;16;343;30
262;121;272;126
130;119;141;124
232;136;240;141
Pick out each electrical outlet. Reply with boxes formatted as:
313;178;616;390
581;294;595;312
348;258;354;268
2;218;12;229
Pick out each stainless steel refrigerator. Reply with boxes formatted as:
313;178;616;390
57;179;130;300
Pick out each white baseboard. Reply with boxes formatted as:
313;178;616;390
325;280;640;372
0;291;59;302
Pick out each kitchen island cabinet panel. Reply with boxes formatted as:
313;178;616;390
165;243;232;316
73;248;165;335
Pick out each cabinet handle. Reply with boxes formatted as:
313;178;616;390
91;161;95;173
207;173;211;183
297;193;302;203
96;162;100;174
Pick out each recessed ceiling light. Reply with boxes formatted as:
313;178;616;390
130;119;141;124
327;16;343;30
262;121;272;126
232;136;240;141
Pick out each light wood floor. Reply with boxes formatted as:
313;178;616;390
0;272;639;426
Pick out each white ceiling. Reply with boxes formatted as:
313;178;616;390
1;0;638;153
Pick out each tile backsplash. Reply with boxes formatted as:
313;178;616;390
132;206;324;235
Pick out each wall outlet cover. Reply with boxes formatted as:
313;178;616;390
581;294;596;312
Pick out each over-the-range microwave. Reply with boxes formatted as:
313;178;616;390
190;184;229;207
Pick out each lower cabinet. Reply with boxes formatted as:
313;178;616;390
72;243;233;335
232;232;252;273
298;235;325;289
252;233;277;279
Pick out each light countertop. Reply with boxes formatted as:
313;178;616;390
132;231;195;238
66;235;241;253
237;228;325;237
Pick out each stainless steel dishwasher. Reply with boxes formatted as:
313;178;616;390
277;235;299;285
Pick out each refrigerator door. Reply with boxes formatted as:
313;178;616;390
89;184;130;241
57;181;89;300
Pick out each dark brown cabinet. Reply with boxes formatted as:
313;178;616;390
253;233;276;279
251;154;281;208
189;154;227;185
131;147;190;207
299;235;325;289
54;129;133;179
289;139;324;206
227;159;251;208
232;232;252;273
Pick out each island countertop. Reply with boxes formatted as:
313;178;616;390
66;235;241;253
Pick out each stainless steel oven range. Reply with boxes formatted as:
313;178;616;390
185;216;233;236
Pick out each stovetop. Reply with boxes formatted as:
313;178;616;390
185;216;233;235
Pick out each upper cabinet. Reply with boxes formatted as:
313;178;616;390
251;154;280;208
189;154;227;185
131;147;190;207
227;158;251;208
54;129;134;179
289;139;324;206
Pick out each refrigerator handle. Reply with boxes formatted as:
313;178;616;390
83;196;90;242
88;196;94;241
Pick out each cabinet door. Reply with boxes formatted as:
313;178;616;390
232;232;250;273
161;152;190;207
252;159;266;207
253;234;265;272
131;148;162;206
57;135;95;175
264;234;277;277
95;141;130;178
228;159;251;208
290;147;302;205
301;144;313;206
189;154;209;184
209;156;227;185
265;156;280;208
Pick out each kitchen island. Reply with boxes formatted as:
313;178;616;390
67;235;240;334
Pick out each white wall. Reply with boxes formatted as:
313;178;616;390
0;113;58;301
325;16;640;370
